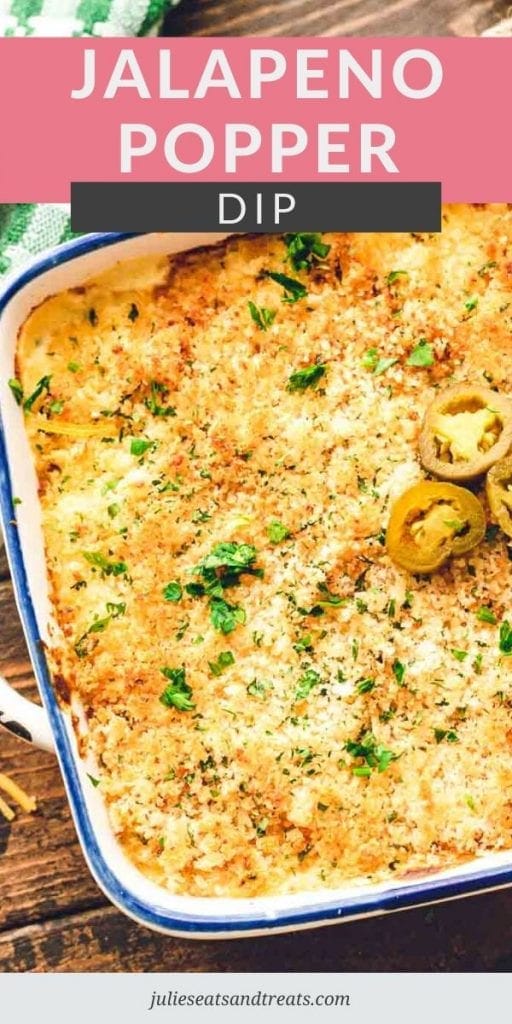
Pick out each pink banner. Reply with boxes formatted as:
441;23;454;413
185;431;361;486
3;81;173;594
0;37;509;201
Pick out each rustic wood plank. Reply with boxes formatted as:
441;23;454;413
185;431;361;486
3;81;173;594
164;0;505;38
2;889;512;972
0;613;30;678
0;575;32;677
0;536;105;931
0;677;105;933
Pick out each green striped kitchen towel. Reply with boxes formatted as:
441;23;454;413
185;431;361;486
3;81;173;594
0;0;178;38
0;0;178;277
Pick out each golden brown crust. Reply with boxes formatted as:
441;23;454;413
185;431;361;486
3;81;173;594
16;208;512;897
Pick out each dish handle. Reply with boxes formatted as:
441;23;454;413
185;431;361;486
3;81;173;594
0;675;55;753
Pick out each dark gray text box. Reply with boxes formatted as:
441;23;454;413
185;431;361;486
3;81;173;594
71;182;441;233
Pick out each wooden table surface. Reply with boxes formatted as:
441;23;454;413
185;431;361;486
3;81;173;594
164;0;507;38
2;0;512;976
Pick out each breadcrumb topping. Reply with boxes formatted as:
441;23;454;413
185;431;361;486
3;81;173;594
16;207;512;897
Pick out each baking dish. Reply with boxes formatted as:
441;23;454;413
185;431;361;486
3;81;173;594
2;231;512;938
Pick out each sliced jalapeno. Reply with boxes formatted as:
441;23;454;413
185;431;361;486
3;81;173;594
486;456;512;538
419;383;512;481
386;481;486;573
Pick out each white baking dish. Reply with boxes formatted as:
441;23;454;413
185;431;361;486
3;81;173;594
1;231;512;938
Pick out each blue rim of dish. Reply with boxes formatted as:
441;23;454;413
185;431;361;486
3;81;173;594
2;230;512;936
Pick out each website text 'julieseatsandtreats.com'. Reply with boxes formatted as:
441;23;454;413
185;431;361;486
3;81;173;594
147;989;351;1010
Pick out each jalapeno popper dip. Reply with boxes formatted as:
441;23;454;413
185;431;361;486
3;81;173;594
12;206;512;898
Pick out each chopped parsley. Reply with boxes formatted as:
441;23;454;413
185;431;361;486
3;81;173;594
130;438;156;457
248;301;276;331
163;581;182;603
190;542;262;627
209;597;246;634
478;260;497;276
128;303;139;322
464;295;478;313
144;381;176;418
301;582;346;617
265;270;307;304
287;363;326;392
345;732;397;775
102;479;120;495
267;519;290;543
83;552;127;577
295;668;322;701
407;339;435;367
105;601;126;617
175;618;189;641
293;633;313;654
74;601;126;657
88;613;119;636
361;348;379;370
392;659;406;685
386;270;409;285
160;667;195;712
194;542;258;577
356;677;376;695
295;747;314;766
208;650;235;676
361;349;398;375
451;649;468;662
8;378;24;405
247;679;269;699
192;508;211;524
499;620;512;654
284;233;331;272
473;652;484;674
315;582;345;609
434;728;459;744
375;357;398;376
477;606;496;624
185;582;207;598
22;374;52;411
67;361;81;373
